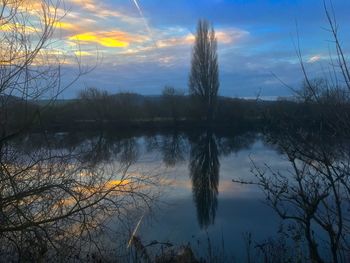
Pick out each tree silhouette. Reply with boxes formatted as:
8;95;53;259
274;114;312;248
189;20;219;122
0;2;155;260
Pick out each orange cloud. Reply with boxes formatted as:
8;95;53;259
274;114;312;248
53;21;80;31
17;0;44;11
74;50;93;57
69;31;148;48
0;23;37;33
68;0;134;20
106;179;130;188
156;34;194;48
17;0;66;17
216;29;249;44
69;32;130;47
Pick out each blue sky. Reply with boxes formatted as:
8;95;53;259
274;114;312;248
50;0;350;98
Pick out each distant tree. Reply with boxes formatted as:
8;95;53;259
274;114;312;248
161;86;185;121
78;87;112;121
162;86;182;97
189;20;219;122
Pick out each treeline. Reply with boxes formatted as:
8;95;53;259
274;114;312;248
3;85;345;133
40;88;264;128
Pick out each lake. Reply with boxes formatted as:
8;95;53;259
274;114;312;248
6;128;344;262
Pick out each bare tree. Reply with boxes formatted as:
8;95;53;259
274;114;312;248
189;20;219;122
0;1;158;261
234;1;350;263
0;0;92;140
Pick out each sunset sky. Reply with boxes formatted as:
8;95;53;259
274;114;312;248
47;0;350;98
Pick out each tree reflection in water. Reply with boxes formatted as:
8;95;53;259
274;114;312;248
161;132;186;167
147;130;257;230
0;132;158;262
1;129;261;260
189;130;220;229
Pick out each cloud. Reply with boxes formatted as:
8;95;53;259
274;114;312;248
308;55;322;63
67;0;142;24
69;32;129;48
17;0;47;12
216;29;250;44
156;35;193;48
0;23;37;33
53;21;80;32
155;28;249;49
74;51;93;57
20;0;347;99
69;31;147;48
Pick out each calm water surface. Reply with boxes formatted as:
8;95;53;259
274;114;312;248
8;129;345;261
100;130;291;259
15;130;294;259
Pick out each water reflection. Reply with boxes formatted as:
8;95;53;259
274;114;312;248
9;130;259;231
59;130;257;231
1;132;156;262
189;130;220;229
161;132;186;167
117;137;139;166
42;128;349;262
